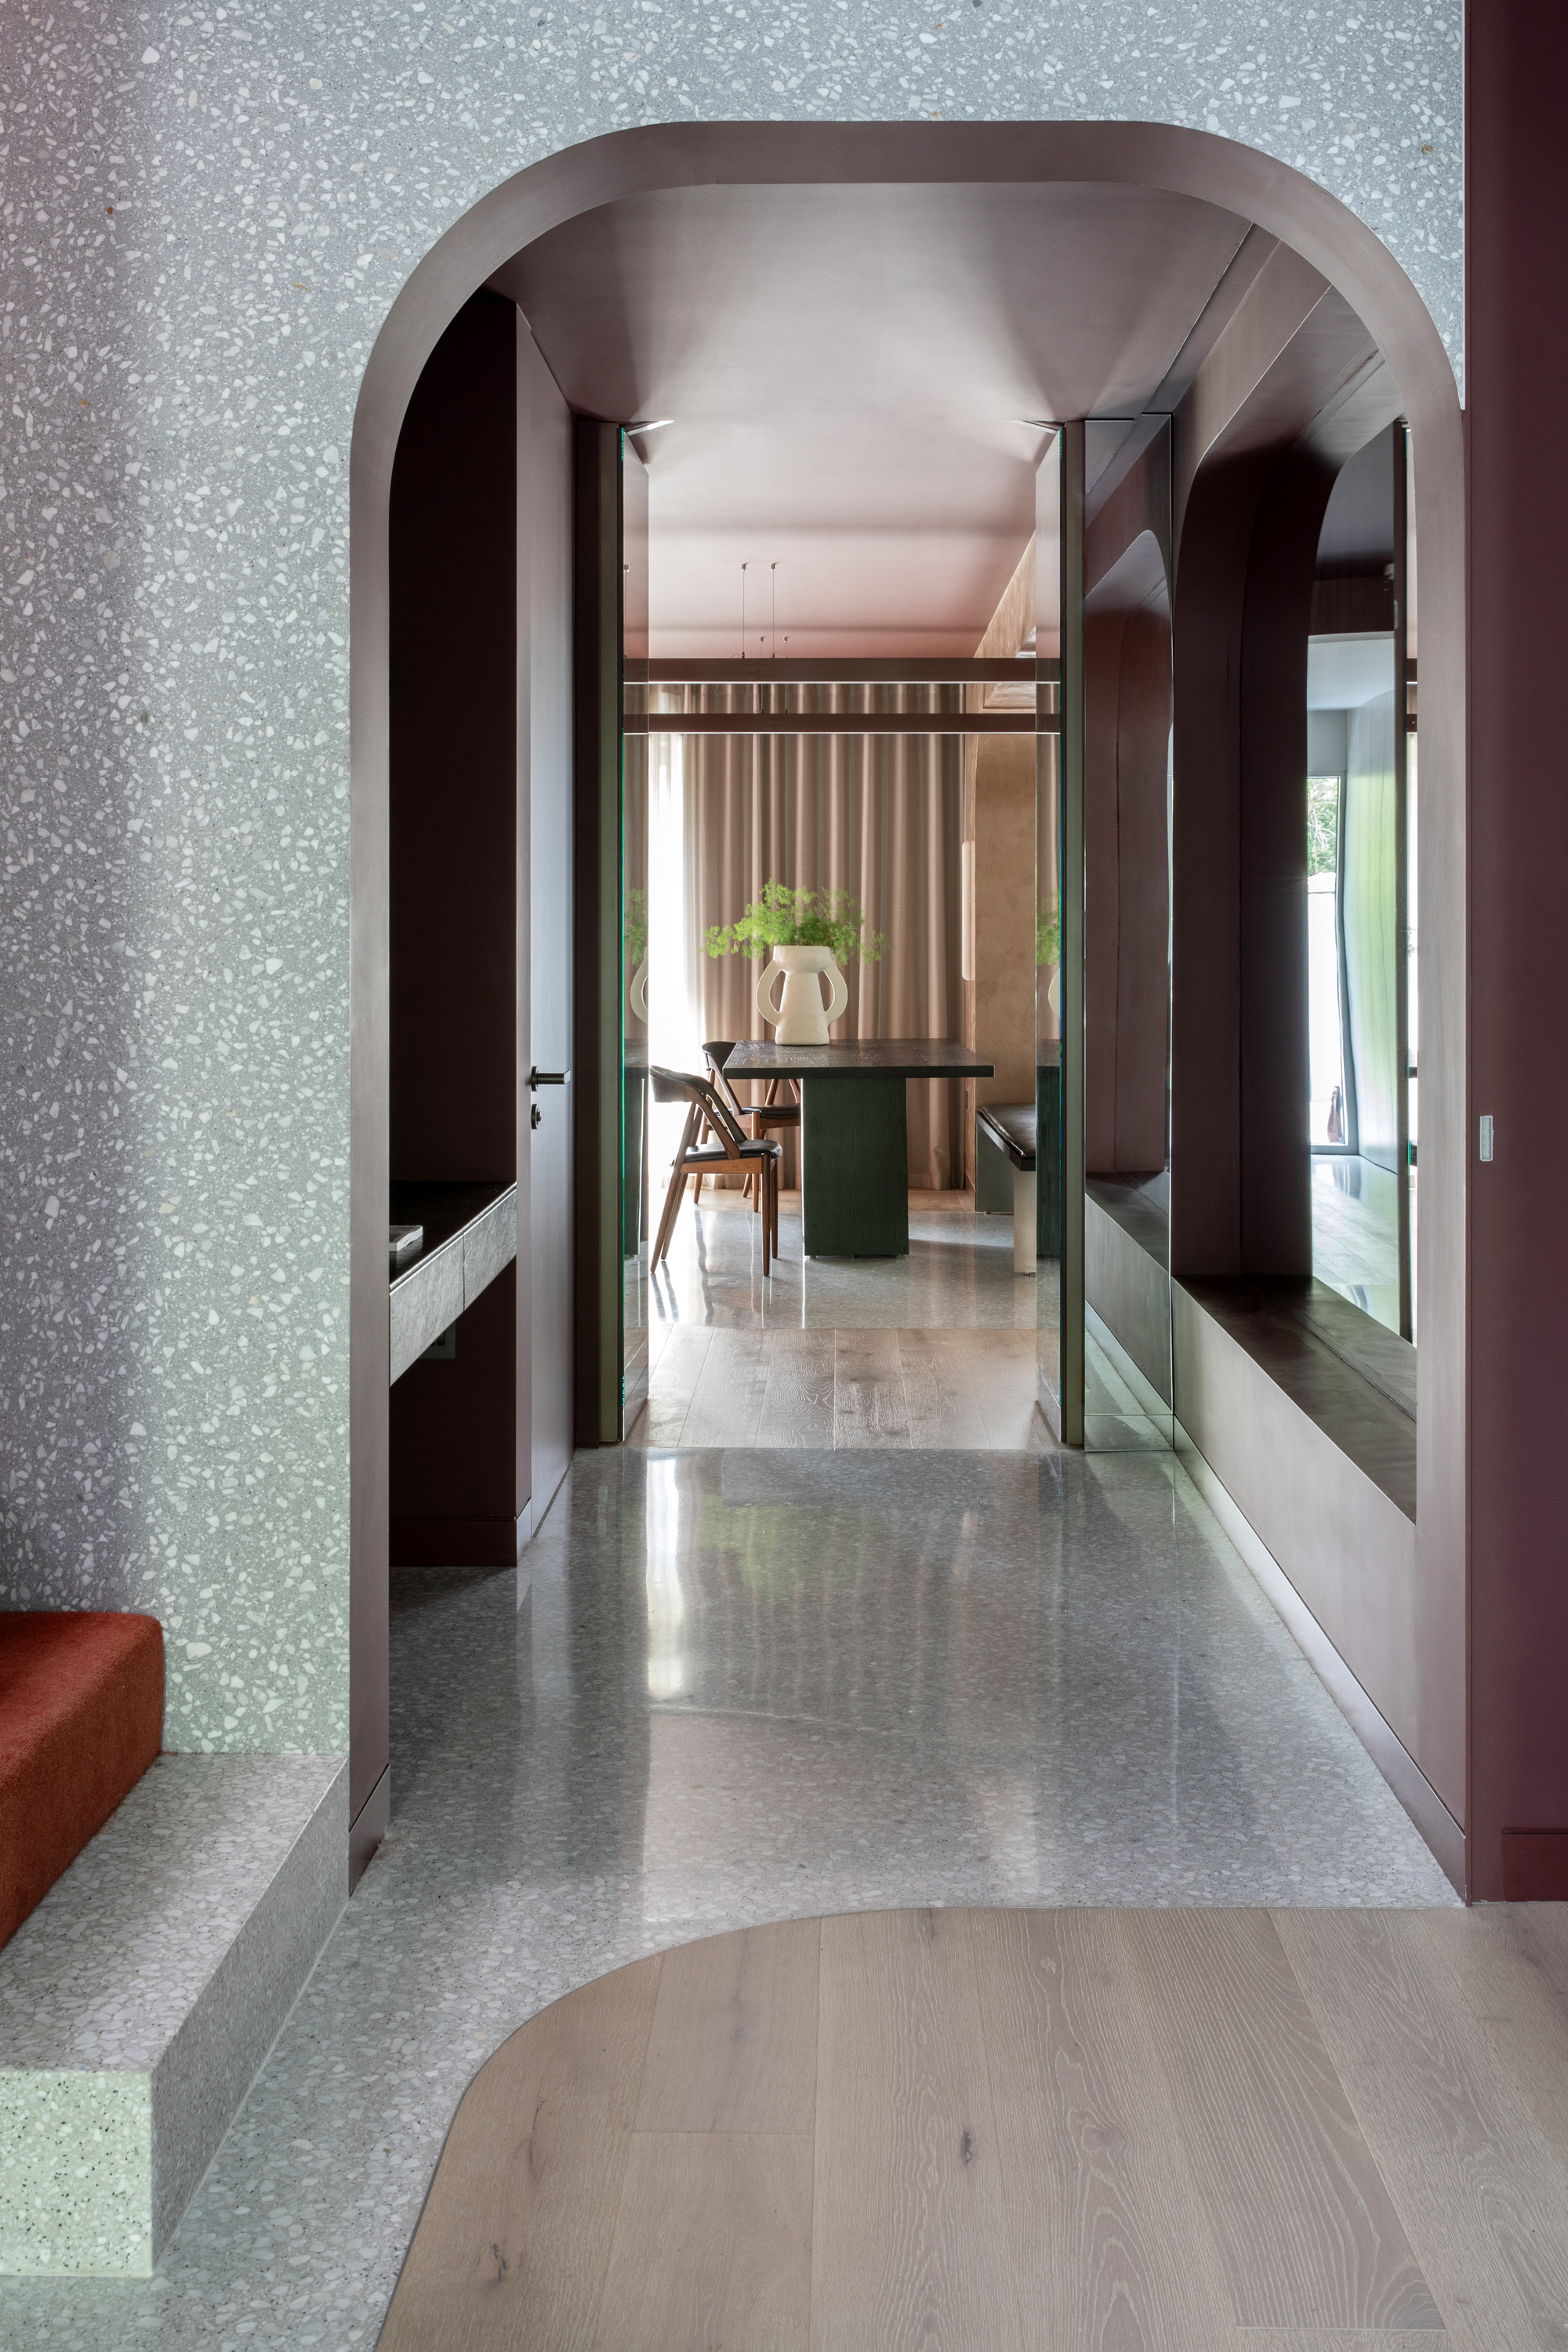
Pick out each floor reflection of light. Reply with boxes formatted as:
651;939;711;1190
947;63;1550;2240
645;1457;689;1698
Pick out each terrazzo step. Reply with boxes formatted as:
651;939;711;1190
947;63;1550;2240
0;1753;347;2278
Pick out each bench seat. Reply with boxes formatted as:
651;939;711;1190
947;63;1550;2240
0;1611;163;1951
975;1104;1039;1273
977;1102;1037;1169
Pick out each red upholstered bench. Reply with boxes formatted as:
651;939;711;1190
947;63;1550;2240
0;1611;164;1951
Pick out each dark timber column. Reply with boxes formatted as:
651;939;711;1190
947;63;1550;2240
1468;2;1568;1900
1114;599;1174;1173
1171;451;1265;1282
1083;605;1126;1177
572;419;623;1446
387;293;526;1570
1238;446;1335;1277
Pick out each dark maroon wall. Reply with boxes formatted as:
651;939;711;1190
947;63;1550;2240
1084;594;1171;1178
1466;3;1568;1900
1238;446;1335;1279
389;293;519;1185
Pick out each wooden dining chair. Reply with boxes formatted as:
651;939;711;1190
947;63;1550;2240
703;1041;800;1207
649;1065;782;1274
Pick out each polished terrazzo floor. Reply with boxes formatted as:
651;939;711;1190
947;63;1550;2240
0;1444;1454;2350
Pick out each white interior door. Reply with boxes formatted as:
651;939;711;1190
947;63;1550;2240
526;334;575;1523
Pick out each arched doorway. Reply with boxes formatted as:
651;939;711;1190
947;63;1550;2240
349;121;1465;1886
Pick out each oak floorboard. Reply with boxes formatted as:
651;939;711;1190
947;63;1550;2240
967;1350;1049;1450
1420;1907;1568;2183
1123;1908;1441;2332
833;1331;912;1450
635;1918;820;2137
1277;1907;1568;2351
641;1322;713;1445
593;2132;813;2352
896;1331;993;1449
376;1954;662;2352
636;1397;695;1448
971;1907;1235;2350
811;1908;1024;2352
681;1327;770;1448
756;1327;836;1449
1514;1904;1568;2005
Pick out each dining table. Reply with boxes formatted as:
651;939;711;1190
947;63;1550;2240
723;1039;996;1257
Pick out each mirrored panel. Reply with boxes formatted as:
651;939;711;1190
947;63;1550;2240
1306;420;1414;1344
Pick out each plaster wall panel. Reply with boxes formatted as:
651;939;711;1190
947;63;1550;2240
0;6;1461;1759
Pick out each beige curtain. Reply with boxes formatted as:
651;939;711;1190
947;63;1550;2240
662;682;964;1188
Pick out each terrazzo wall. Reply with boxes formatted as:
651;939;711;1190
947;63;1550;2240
0;2;1461;1755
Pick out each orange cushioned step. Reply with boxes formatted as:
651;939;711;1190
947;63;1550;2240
0;1611;164;1951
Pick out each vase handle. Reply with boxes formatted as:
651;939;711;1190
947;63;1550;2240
822;960;848;1030
756;961;786;1027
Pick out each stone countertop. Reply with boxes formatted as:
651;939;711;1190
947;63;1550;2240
724;1040;996;1080
389;1181;514;1289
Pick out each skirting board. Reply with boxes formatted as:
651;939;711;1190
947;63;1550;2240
349;1763;390;1890
389;1510;531;1568
1501;1831;1568;1900
1175;1421;1466;1897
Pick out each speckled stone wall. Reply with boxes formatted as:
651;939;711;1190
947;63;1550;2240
0;3;1461;1755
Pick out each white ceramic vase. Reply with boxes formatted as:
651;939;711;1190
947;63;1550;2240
755;943;848;1045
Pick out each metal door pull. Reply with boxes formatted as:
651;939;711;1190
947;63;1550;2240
528;1068;570;1089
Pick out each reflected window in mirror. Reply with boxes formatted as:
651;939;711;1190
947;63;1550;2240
1305;418;1413;1345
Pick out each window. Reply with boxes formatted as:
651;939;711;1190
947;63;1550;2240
1307;771;1348;1149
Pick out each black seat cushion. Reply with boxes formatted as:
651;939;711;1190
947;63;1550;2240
682;1138;782;1166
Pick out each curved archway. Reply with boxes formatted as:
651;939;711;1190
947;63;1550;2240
348;120;1465;1876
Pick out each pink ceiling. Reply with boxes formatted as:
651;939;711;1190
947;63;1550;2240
504;182;1249;656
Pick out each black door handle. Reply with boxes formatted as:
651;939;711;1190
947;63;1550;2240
528;1068;570;1090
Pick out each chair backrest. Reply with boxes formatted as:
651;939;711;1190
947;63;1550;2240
650;1065;749;1157
702;1040;746;1123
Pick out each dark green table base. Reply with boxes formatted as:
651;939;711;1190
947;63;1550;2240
801;1075;909;1255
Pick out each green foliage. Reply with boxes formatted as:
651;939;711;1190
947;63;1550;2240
1036;895;1061;969
704;880;887;967
624;885;648;968
1307;774;1340;879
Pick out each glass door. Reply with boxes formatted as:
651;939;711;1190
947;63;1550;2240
622;434;650;1429
1080;445;1175;1451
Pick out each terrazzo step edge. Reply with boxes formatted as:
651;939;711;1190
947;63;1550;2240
0;1755;348;2278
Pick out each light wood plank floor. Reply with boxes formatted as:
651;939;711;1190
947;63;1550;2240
379;1904;1568;2350
630;1326;1051;1451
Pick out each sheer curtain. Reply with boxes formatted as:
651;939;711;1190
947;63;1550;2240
644;731;710;1181
657;681;964;1188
